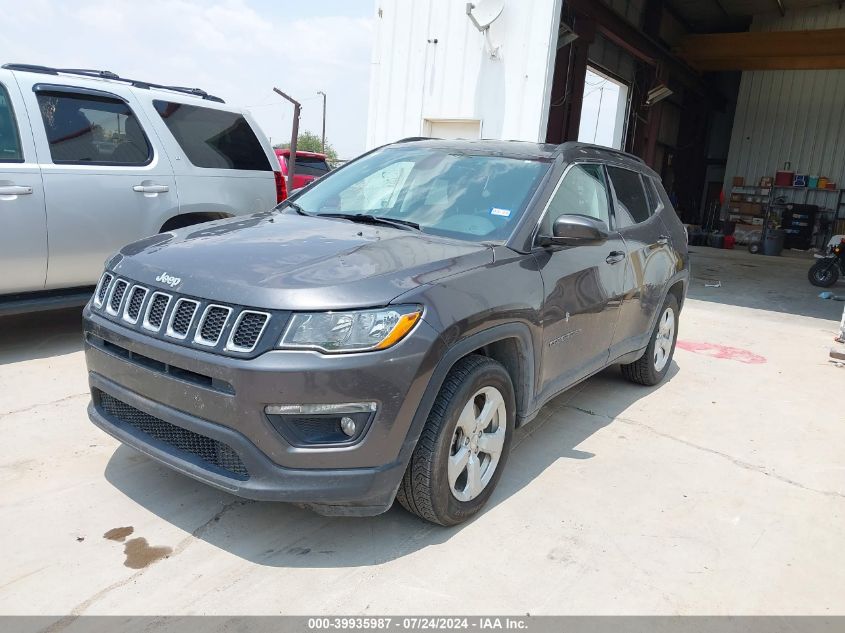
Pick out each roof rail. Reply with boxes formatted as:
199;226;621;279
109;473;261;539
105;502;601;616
395;136;437;143
565;141;645;164
2;63;225;103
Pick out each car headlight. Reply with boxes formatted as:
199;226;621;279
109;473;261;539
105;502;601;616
279;305;422;353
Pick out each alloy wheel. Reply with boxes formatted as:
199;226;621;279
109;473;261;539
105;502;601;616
653;307;676;372
448;386;507;502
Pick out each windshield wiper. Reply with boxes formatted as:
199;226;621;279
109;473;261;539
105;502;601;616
285;200;312;216
318;213;421;231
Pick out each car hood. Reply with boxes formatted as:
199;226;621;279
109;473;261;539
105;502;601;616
110;212;493;310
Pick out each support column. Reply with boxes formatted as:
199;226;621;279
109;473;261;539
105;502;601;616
544;17;595;144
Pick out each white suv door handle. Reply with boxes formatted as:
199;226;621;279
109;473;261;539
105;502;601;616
0;185;33;196
133;184;169;194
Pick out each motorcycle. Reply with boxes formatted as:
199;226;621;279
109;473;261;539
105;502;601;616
808;237;845;287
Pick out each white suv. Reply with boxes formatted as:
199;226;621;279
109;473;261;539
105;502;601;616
0;64;282;314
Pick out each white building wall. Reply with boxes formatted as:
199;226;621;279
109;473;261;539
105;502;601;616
723;4;845;207
366;0;561;149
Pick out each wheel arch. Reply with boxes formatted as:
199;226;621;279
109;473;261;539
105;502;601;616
397;323;537;474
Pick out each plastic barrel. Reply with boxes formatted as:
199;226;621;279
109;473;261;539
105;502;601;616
762;229;785;256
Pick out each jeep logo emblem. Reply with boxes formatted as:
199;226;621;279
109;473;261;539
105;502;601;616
155;272;181;288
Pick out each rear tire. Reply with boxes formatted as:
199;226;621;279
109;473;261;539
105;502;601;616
396;355;515;526
621;294;679;387
808;261;839;287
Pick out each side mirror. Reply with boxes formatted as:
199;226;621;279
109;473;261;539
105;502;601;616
539;215;609;247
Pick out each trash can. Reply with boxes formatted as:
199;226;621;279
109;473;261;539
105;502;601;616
762;229;785;256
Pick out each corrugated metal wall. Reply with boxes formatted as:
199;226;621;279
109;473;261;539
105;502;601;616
366;0;561;148
723;4;845;209
589;0;642;82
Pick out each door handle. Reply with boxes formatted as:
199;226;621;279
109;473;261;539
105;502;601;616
0;185;33;196
657;235;671;246
133;184;169;194
606;251;626;265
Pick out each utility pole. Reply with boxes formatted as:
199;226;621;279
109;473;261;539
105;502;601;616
273;87;301;194
317;90;326;154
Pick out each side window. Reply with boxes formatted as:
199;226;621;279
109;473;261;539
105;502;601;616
153;100;271;171
541;163;610;235
607;167;651;225
0;83;23;162
36;91;151;165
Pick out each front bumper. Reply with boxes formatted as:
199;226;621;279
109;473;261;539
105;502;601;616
84;306;441;515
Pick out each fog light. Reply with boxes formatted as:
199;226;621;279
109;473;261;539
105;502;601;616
340;416;356;437
264;402;377;446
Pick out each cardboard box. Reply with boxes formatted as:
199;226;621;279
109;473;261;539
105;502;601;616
732;176;745;187
739;202;763;216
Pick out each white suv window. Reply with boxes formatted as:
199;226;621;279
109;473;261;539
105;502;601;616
0;83;23;162
36;90;152;165
153;100;271;171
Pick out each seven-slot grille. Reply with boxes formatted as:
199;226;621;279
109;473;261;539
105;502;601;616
144;292;171;330
93;275;277;355
123;286;148;323
227;311;270;352
94;273;113;307
107;280;129;314
195;305;231;346
168;299;199;338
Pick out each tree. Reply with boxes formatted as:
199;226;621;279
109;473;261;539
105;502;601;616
274;130;338;162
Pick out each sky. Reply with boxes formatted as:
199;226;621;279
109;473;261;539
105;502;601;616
0;0;374;158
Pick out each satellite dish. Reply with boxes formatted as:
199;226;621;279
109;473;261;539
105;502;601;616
466;0;504;31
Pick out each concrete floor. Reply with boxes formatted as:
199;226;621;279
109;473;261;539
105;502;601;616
1;248;843;615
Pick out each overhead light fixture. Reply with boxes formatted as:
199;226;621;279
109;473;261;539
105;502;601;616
646;84;673;107
557;23;579;49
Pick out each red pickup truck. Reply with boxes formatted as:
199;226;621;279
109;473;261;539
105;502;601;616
274;149;332;191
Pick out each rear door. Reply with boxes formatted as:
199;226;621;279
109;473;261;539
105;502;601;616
16;75;178;289
138;97;276;217
535;163;628;397
0;70;47;294
606;166;675;358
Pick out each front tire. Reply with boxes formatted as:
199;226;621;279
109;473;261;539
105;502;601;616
396;355;515;526
621;294;679;386
808;261;840;287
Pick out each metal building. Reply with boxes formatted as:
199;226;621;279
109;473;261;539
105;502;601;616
367;0;845;235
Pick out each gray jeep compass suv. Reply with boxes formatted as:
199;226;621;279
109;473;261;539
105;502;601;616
84;139;689;526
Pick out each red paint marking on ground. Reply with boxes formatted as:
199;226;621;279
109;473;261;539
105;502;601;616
676;340;767;364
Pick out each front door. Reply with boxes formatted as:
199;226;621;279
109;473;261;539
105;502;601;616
17;78;178;289
0;73;47;294
534;163;628;398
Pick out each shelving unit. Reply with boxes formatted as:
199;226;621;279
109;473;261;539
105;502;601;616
727;184;843;249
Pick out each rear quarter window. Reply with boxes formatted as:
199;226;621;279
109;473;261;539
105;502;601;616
153;100;271;171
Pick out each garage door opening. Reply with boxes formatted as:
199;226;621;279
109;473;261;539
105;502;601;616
578;68;628;150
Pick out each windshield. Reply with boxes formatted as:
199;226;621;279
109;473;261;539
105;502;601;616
289;146;550;242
